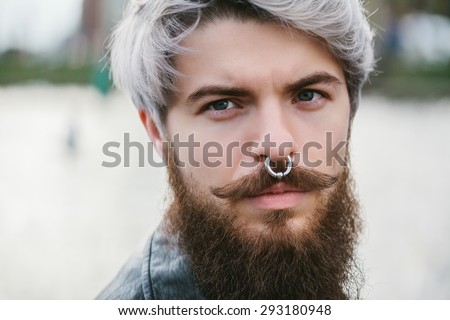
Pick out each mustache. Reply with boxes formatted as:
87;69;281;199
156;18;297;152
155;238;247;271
211;164;339;201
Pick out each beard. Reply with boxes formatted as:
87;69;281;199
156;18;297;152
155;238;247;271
164;149;363;300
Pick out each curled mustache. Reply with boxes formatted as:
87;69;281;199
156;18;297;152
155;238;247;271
211;164;339;201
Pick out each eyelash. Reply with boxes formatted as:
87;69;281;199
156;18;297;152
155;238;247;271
292;89;328;108
205;99;235;110
199;99;241;119
202;99;239;112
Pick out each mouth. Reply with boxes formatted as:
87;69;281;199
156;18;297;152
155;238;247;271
247;183;309;210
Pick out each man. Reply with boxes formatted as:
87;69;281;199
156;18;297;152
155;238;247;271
98;0;374;299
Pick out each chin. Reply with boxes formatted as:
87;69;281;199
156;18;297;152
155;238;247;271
233;208;317;244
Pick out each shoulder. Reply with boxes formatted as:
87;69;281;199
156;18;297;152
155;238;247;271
96;235;154;300
96;228;204;300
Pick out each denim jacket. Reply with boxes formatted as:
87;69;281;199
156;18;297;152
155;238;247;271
97;228;205;299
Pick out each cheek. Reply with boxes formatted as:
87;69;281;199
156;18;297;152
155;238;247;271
295;116;349;175
169;132;244;189
166;111;250;189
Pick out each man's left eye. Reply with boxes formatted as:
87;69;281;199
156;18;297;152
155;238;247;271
296;90;323;102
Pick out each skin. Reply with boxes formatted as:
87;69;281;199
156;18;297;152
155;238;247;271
140;19;351;235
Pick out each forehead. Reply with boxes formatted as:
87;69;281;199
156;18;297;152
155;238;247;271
173;19;345;100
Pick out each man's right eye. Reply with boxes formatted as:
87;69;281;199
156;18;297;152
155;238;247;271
206;99;236;111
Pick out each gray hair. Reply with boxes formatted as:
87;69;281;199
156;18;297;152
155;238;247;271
109;0;374;129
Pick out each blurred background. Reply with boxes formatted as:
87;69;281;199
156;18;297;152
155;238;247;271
0;0;449;299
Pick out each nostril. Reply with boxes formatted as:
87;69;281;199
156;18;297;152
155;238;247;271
264;155;293;179
265;154;292;170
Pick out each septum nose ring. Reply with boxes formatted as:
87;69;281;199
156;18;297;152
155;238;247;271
264;155;292;179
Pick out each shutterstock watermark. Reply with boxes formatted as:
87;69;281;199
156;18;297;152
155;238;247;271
101;132;348;168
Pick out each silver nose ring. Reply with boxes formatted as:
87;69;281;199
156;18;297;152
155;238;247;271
264;155;292;179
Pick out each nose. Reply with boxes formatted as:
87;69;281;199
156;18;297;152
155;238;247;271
249;100;298;165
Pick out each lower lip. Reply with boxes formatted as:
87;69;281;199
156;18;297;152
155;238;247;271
246;191;307;210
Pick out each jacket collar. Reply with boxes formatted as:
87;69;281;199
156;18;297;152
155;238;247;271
146;227;205;299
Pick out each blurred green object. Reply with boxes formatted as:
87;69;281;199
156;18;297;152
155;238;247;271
0;49;112;94
366;57;450;99
0;50;91;84
92;62;111;95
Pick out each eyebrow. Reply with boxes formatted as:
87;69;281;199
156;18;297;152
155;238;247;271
284;72;342;95
186;86;251;104
185;72;342;104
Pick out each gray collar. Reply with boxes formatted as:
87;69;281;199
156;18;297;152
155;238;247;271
145;228;205;299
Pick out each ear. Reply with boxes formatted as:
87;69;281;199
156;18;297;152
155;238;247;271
139;109;164;158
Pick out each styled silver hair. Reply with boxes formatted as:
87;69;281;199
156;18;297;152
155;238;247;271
109;0;374;129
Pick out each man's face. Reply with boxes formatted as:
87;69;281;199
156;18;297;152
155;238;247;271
143;19;361;299
165;20;351;234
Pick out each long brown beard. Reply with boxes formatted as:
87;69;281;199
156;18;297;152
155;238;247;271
164;150;363;299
